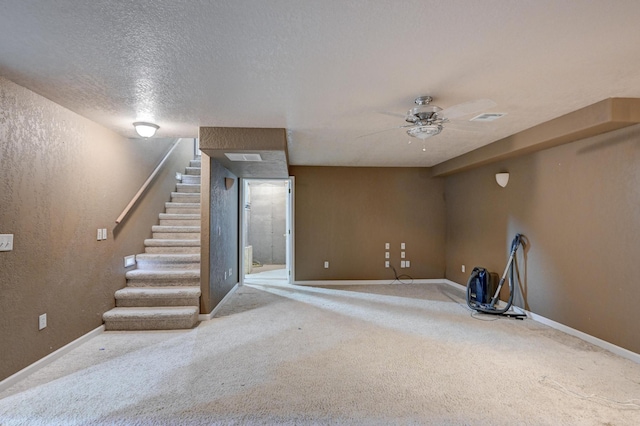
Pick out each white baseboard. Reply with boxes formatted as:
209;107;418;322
198;282;240;321
294;279;444;286
443;279;640;364
528;311;640;364
0;325;104;394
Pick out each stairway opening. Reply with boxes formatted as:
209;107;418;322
103;155;202;330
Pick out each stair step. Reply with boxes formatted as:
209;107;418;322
185;167;201;176
115;286;201;307
152;225;200;233
170;192;200;203
165;202;200;214
135;253;200;270
190;159;201;167
176;183;201;193
151;225;200;240
144;238;201;253
125;269;200;287
158;214;199;226
181;175;201;185
103;306;199;330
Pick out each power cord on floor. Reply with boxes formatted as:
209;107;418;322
390;266;413;284
539;376;640;410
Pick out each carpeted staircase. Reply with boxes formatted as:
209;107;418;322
103;158;202;330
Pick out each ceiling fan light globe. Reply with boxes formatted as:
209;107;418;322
407;124;443;139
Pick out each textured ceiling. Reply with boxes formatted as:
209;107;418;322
2;0;640;167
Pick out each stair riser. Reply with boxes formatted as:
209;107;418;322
185;167;201;175
104;316;198;331
181;175;201;184
126;278;200;287
190;160;201;167
136;260;200;270
152;233;201;239
171;194;200;203
165;207;201;214
159;219;200;226
176;184;201;193
145;247;201;254
116;297;200;307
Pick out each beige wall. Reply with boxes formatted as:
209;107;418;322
0;77;194;381
445;123;640;354
290;167;446;281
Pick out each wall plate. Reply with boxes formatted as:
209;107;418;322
0;234;14;251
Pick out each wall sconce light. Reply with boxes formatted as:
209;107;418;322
495;172;510;188
133;122;159;138
225;177;235;190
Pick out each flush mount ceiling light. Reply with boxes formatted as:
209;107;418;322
133;122;159;138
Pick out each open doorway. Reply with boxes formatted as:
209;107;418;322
241;178;292;283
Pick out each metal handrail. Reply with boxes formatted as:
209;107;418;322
115;139;181;224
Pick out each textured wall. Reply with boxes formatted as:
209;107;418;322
290;167;445;281
204;159;239;312
247;181;287;265
0;76;194;381
445;123;640;354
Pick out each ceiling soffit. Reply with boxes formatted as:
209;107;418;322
199;127;289;179
432;98;640;177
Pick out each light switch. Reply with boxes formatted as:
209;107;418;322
401;242;406;250
0;234;14;251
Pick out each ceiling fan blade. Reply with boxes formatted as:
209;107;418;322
357;124;413;139
445;120;484;132
439;99;496;120
378;111;407;119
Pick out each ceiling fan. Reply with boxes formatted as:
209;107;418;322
362;96;497;140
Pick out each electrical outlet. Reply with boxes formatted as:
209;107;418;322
385;252;390;259
102;228;107;240
401;242;405;249
406;260;410;268
462;265;466;273
385;261;389;268
385;242;390;250
39;313;47;330
324;261;329;268
401;251;405;259
400;261;406;268
97;229;102;241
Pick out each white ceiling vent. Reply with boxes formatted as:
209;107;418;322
224;153;263;162
470;113;506;122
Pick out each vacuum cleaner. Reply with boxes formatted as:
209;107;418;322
466;233;526;319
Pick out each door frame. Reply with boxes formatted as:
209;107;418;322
239;177;294;284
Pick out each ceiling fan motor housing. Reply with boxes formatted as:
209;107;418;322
406;105;442;124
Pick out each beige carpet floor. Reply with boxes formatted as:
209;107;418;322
1;280;639;425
